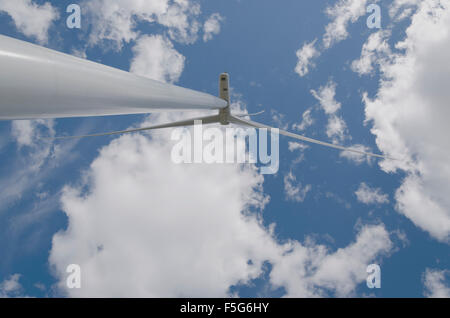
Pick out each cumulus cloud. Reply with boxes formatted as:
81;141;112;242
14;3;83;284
81;0;215;84
284;172;311;203
355;183;389;205
48;112;394;297
0;0;58;44
270;224;393;297
0;0;406;299
295;40;319;77
82;0;202;49
0;274;23;298
395;175;450;243
364;0;450;243
157;0;201;44
203;13;223;42
129;35;185;83
423;269;450;298
49;112;277;297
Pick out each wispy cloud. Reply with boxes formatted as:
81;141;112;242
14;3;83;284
355;182;389;205
311;80;348;144
323;0;377;49
340;144;374;165
295;0;378;77
295;40;319;77
423;269;450;298
203;13;224;42
0;274;23;297
284;172;311;202
293;108;314;132
351;30;392;76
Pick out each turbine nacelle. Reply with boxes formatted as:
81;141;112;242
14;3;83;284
219;72;231;125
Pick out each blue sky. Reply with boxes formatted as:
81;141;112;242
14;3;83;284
0;0;449;298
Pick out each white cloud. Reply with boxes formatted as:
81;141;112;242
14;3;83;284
323;0;376;49
203;13;223;42
288;142;308;152
340;144;374;165
0;0;58;44
288;142;309;164
11;119;54;148
129;35;185;83
311;81;341;115
49;112;278;297
351;30;392;75
81;0;214;84
423;269;450;298
0;120;80;215
364;0;450;243
48;113;395;297
326;115;348;144
0;274;23;298
294;0;382;77
295;40;319;77
293;108;314;131
310;81;349;144
355;182;389;205
158;0;201;44
395;175;450;243
284;172;311;203
10;119;54;173
270;224;393;297
270;110;289;130
0;0;406;298
389;0;421;21
82;0;202;49
71;48;87;59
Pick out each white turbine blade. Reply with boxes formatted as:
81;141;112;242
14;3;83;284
0;35;227;120
53;115;220;140
229;115;393;160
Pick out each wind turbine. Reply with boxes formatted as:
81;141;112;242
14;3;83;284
0;34;387;159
